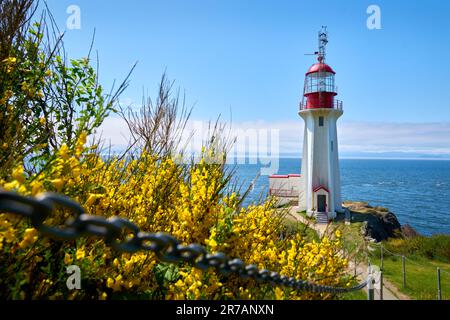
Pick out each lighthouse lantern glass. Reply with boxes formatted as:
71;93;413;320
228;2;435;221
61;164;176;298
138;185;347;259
305;72;335;94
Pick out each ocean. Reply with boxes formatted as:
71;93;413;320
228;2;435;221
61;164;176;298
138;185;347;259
235;158;450;236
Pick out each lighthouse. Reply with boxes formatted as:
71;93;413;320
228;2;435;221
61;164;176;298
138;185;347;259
268;27;343;222
298;27;343;221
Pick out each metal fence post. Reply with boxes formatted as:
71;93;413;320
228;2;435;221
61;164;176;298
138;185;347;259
354;255;357;277
379;271;383;300
367;275;374;300
437;267;442;300
380;245;384;271
402;256;406;288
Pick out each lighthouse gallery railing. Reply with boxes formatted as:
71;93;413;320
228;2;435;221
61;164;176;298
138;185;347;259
299;99;343;111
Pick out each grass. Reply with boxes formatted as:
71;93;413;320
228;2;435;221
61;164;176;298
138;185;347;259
283;218;320;242
383;235;450;263
368;244;450;300
368;235;450;300
333;216;367;261
338;289;368;300
297;210;315;223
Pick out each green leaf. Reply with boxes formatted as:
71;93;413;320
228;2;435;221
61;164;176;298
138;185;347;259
154;263;179;286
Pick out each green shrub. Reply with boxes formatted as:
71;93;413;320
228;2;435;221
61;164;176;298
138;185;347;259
384;235;450;263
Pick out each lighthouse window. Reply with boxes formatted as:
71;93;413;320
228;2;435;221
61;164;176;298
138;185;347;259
331;141;334;152
304;72;335;94
319;116;324;126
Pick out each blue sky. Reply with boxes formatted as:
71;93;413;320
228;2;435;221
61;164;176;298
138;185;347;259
44;0;450;158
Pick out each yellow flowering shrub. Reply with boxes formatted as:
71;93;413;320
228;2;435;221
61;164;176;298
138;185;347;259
0;134;351;300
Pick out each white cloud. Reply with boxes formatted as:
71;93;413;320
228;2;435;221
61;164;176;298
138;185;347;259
96;117;450;158
94;116;132;148
338;122;450;156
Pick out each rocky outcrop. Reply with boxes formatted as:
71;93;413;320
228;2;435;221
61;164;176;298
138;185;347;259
401;224;420;238
343;202;406;242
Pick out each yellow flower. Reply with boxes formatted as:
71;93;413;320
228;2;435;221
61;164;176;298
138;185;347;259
30;180;43;195
2;57;16;73
335;230;342;238
11;166;25;184
64;253;73;264
275;287;284;300
2;57;17;64
4;90;13;100
206;238;217;250
58;144;70;160
85;193;101;207
106;278;114;288
51;179;64;192
19;228;38;249
76;248;85;260
75;132;87;156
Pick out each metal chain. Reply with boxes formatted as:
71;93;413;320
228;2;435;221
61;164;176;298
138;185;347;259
380;246;403;258
0;191;368;294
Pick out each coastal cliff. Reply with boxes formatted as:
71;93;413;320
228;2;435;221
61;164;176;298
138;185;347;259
343;201;418;242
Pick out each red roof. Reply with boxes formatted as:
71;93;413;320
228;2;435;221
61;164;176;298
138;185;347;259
269;175;289;178
306;63;335;75
288;174;301;177
313;185;329;193
269;174;301;178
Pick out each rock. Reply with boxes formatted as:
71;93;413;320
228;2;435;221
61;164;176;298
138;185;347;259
344;201;402;242
401;224;421;238
380;211;402;235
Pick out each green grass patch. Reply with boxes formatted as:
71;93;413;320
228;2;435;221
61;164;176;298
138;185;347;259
379;255;450;300
367;235;450;299
296;210;315;222
383;235;450;263
333;218;366;261
283;218;320;242
337;288;368;300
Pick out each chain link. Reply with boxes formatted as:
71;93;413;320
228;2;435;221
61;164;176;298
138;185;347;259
0;190;368;294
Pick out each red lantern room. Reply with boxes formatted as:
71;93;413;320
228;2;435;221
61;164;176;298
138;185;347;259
300;27;343;111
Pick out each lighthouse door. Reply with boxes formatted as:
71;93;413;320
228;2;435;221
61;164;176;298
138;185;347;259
317;195;327;212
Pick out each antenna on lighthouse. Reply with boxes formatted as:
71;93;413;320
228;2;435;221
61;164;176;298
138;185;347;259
304;26;329;63
317;26;328;63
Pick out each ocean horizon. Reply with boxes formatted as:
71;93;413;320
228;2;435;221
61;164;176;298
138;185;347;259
235;158;450;236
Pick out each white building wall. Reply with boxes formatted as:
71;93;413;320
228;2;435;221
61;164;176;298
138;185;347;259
305;112;315;213
269;176;290;194
269;175;302;207
299;108;343;218
331;113;343;212
288;175;301;193
326;114;336;218
298;125;308;211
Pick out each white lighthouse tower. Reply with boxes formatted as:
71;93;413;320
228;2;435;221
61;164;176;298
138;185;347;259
298;27;343;221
